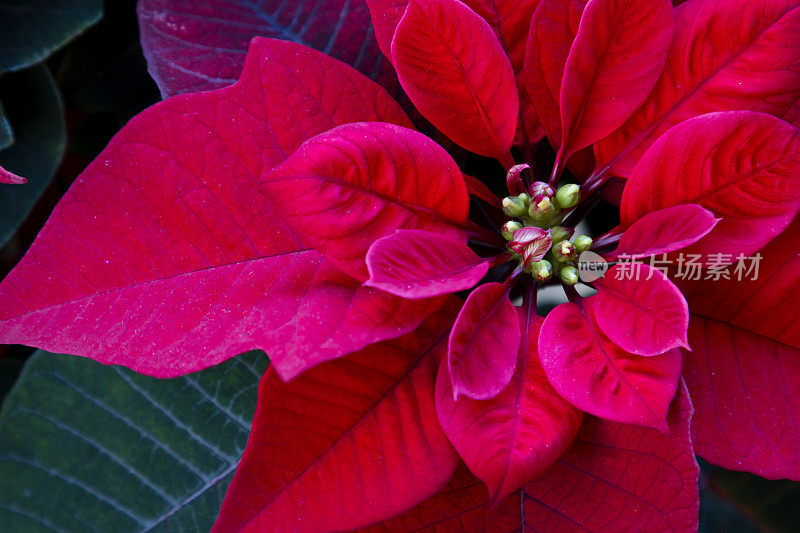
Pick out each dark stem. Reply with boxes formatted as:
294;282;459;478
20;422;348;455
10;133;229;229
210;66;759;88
563;284;582;304
591;225;624;249
473;197;503;233
502;264;524;288
581;163;612;195
488;252;512;268
466;221;503;246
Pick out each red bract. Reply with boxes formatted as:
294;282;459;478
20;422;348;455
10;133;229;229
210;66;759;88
594;263;690;356
390;0;518;162
554;0;673;177
365;230;489;298
446;282;519;401
677;218;800;479
621;111;800;259
436;309;583;504
539;297;682;431
2;0;800;529
593;0;800;179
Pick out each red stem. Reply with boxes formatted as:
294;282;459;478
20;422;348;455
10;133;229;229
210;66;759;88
502;264;524;288
591;225;624;249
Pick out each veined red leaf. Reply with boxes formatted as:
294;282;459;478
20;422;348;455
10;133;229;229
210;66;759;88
447;282;520;401
462;0;539;81
435;309;583;504
683;318;800;481
595;0;800;178
0;39;435;380
138;0;398;98
461;0;544;147
261;121;469;282
365;230;488;299
594;263;689;356
611;204;719;259
523;382;699;531
369;384;698;532
365;0;409;58
524;0;587;148
622;111;800;259
0;164;25;184
556;0;673;170
213;304;460;532
391;0;518;161
679;218;800;479
361;466;523;532
538;297;682;430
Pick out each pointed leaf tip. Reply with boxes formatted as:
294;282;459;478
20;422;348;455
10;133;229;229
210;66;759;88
595;263;690;356
0;39;431;379
0;165;26;184
365;230;488;298
447;282;520;401
391;0;518;159
558;0;673;161
436;311;583;504
613;203;720;259
263;121;469;281
538;297;681;430
622;111;800;258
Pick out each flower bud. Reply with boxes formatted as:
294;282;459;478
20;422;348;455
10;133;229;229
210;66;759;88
560;265;579;285
573;235;593;253
502;196;527;218
554;184;580;209
531;260;553;282
528;195;555;227
501;220;523;240
550;225;574;244
552;240;576;263
529;181;554;198
508;227;553;269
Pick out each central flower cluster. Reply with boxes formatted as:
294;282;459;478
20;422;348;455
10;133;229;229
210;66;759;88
500;172;592;285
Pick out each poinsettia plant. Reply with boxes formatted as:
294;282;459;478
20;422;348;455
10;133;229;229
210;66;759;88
1;0;800;530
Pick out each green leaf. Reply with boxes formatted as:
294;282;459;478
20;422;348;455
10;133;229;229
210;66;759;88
0;64;65;247
0;102;13;150
0;0;102;74
0;350;268;532
700;459;800;533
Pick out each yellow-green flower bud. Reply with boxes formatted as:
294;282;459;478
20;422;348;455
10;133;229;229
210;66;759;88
550;225;574;244
501;220;523;240
528;195;555;227
552;240;576;263
560;265;579;285
573;235;593;253
532;260;553;282
554;184;580;209
502;196;527;218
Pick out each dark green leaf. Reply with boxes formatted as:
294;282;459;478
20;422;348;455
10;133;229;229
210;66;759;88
0;102;13;150
0;350;267;531
0;65;65;247
0;0;102;74
700;459;800;533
